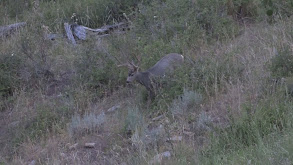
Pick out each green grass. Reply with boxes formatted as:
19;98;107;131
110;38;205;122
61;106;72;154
1;0;293;164
200;92;293;164
200;129;293;165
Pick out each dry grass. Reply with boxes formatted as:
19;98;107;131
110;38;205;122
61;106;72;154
1;10;293;165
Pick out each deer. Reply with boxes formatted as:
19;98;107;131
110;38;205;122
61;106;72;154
118;53;184;99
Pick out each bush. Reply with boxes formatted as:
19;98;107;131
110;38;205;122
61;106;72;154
0;0;33;23
68;112;106;137
0;25;54;96
0;53;22;97
262;0;293;20
135;0;239;45
12;98;73;146
74;44;124;98
170;89;202;115
124;106;144;132
39;0;142;30
269;47;293;78
202;94;293;157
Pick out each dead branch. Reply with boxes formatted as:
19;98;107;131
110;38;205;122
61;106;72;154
0;22;27;37
64;22;130;45
64;23;77;45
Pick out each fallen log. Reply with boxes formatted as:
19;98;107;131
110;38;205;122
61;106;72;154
64;22;129;45
64;23;77;45
0;22;26;37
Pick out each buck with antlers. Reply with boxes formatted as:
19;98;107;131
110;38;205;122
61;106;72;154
118;53;184;99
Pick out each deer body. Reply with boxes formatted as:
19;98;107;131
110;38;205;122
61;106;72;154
121;53;184;99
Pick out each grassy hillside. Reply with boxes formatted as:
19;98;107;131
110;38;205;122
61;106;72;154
1;0;293;164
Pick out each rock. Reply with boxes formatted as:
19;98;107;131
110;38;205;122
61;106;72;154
60;153;66;157
152;115;163;121
28;160;36;165
8;121;20;127
149;151;171;164
69;143;78;150
167;136;182;142
84;143;95;148
106;105;121;113
183;131;195;137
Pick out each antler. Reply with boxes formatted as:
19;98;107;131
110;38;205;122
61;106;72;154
117;62;136;70
117;63;130;67
130;61;139;69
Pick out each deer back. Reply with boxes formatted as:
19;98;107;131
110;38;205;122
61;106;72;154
146;53;184;76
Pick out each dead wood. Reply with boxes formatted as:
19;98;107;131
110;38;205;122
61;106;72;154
0;22;26;37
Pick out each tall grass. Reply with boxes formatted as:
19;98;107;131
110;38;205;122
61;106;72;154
1;0;293;164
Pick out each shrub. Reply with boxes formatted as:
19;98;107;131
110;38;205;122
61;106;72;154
170;89;202;116
74;44;124;98
269;47;293;78
39;0;142;30
262;0;293;19
135;0;239;45
68;112;106;137
203;94;293;157
124;106;144;132
0;52;23;97
0;24;55;92
9;95;74;148
11;99;73;147
0;0;33;23
196;112;213;133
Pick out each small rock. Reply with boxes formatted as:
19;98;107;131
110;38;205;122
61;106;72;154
60;153;66;157
152;115;163;121
8;121;20;127
28;160;36;165
106;105;121;113
183;131;195;137
84;143;96;148
164;118;170;124
167;136;182;142
69;143;78;150
149;151;171;164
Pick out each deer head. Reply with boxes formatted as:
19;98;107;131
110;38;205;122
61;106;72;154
118;61;140;83
118;53;184;99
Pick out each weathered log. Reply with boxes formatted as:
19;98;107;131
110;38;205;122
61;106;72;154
64;23;76;45
84;143;96;148
72;24;86;40
45;33;63;40
0;22;26;37
81;22;128;34
64;22;129;44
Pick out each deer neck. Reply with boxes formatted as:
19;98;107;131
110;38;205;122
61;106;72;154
135;71;152;86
